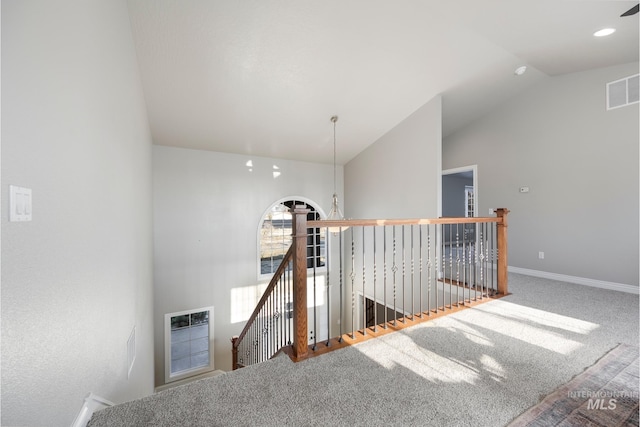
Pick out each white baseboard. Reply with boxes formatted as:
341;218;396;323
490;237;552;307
71;393;114;427
508;266;639;295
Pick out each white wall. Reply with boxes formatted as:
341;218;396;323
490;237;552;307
345;96;442;219
1;0;154;425
153;146;341;381
443;62;639;288
341;96;442;328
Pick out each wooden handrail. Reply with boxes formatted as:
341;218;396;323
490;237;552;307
233;245;294;346
308;216;502;229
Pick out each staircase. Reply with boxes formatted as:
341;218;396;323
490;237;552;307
232;208;510;369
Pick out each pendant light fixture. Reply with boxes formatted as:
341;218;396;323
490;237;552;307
326;115;345;232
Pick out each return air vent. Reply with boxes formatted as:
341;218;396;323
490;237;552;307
127;326;136;378
607;74;639;110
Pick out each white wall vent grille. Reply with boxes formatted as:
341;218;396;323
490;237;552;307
607;74;639;110
127;326;136;378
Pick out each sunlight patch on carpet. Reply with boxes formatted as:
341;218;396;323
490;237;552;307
354;332;484;384
465;300;599;354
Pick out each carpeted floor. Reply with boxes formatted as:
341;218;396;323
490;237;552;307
509;343;639;426
88;273;639;427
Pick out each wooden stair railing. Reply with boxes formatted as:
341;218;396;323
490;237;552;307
232;207;510;369
231;206;311;369
231;245;294;369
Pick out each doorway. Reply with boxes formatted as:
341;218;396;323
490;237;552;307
442;166;478;258
442;166;477;219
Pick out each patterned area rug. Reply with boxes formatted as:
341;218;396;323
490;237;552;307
509;343;639;427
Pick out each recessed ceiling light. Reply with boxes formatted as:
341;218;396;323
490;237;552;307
514;66;527;76
594;28;616;37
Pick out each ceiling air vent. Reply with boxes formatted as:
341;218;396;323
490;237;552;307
606;74;639;110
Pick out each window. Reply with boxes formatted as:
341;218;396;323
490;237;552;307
259;198;325;278
164;306;214;382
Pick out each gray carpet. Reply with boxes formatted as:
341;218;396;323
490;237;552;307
88;273;639;427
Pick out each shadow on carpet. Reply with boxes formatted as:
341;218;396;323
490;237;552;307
508;343;639;426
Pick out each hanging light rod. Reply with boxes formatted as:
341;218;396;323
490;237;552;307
327;114;346;232
330;115;338;194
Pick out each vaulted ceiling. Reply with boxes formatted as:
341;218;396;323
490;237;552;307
126;0;639;164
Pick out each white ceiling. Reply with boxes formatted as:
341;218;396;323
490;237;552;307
126;0;639;165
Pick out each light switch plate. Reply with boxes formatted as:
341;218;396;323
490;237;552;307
9;185;32;222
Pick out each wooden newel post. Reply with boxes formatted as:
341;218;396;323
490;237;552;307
291;205;309;360
231;336;239;370
496;208;510;295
